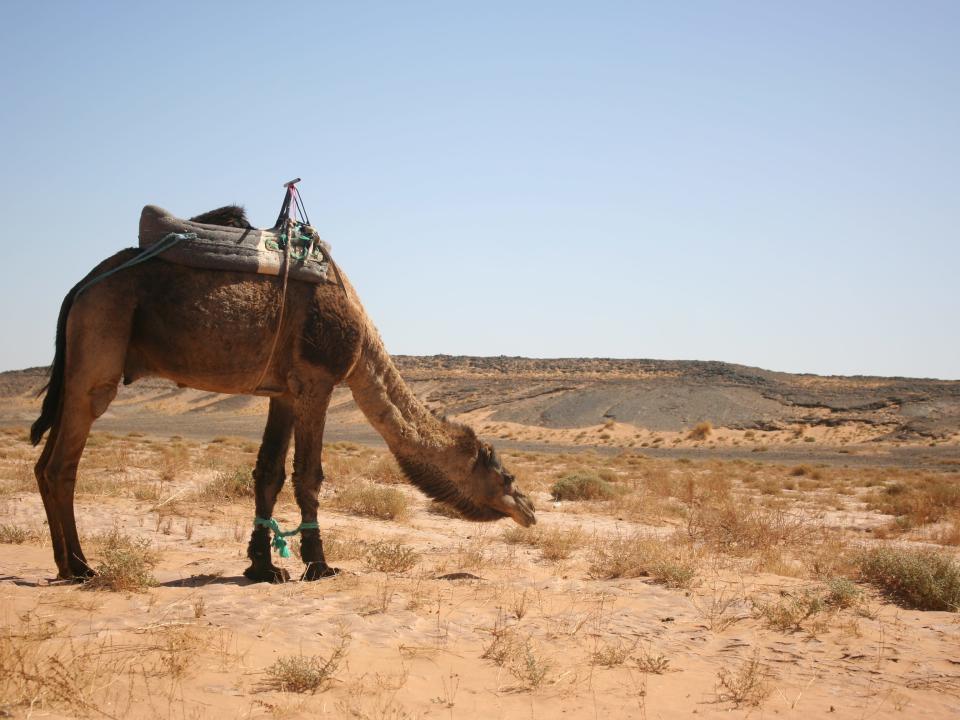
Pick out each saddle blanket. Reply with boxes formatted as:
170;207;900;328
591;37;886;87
138;205;332;284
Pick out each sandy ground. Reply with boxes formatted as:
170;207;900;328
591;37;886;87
2;430;960;719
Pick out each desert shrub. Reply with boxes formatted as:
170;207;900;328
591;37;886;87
753;589;829;633
688;421;713;441
364;540;419;573
590;637;638;667
197;465;254;500
263;630;350;693
481;617;551;690
857;546;960;611
332;483;409;521
550;471;617;501
86;528;159;592
789;464;822;479
589;532;697;588
634;648;671;674
824;577;861;609
715;651;771;707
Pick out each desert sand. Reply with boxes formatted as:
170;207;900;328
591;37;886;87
1;359;959;719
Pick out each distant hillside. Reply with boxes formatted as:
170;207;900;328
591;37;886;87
2;357;958;440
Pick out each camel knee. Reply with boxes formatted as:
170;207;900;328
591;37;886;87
89;381;118;419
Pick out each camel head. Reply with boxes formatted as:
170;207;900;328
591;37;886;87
466;441;537;527
395;432;537;527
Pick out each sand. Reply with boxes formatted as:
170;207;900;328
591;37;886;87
2;430;959;719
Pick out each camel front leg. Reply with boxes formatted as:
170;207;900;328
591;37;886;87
292;383;339;581
243;396;295;583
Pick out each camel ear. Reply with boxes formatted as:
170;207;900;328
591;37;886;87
477;442;493;467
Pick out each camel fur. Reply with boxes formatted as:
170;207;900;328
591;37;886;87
30;207;536;583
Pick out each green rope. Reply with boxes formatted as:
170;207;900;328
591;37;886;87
253;516;319;559
74;232;197;299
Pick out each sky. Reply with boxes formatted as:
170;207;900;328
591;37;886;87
1;2;957;379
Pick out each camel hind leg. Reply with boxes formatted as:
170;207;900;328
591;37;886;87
38;292;132;579
291;381;338;581
34;424;70;578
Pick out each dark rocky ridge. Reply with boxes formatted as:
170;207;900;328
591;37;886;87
2;357;958;440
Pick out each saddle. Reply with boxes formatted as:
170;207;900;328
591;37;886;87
138;205;333;285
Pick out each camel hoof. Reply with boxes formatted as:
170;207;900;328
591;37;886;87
243;564;290;583
301;563;340;581
58;566;96;583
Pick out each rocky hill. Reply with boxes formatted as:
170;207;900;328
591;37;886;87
2;357;958;441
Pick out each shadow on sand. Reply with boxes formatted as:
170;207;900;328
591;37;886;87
159;573;253;588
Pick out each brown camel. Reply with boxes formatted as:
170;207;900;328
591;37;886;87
30;206;536;583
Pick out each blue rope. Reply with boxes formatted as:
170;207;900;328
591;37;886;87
74;232;196;299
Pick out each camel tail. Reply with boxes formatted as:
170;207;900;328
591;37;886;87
31;248;140;446
30;284;80;445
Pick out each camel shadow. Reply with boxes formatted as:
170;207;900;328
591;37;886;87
159;573;252;588
0;574;75;588
0;573;255;588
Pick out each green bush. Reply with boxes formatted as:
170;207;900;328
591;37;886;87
857;546;960;611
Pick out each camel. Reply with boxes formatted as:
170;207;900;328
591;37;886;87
30;206;536;583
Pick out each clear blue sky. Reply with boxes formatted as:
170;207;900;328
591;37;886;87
1;2;957;379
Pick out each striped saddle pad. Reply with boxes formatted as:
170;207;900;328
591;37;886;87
138;205;332;284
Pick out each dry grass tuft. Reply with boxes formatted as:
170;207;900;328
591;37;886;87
320;530;368;562
501;525;584;561
262;627;350;693
536;526;584;560
86;528;159;592
591;637;638;667
331;483;409;521
367;454;405;484
157;444;191;484
0;621;137;716
364;540;420;573
866;475;960;533
688;421;713;441
589;532;698;588
196;465;254;501
0;523;43;544
686;499;813;556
